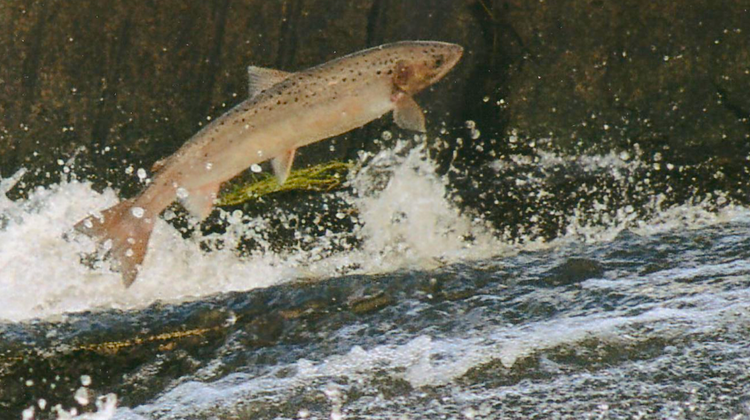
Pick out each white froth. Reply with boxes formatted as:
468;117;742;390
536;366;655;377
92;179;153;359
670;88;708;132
1;139;748;324
0;142;498;322
0;176;292;322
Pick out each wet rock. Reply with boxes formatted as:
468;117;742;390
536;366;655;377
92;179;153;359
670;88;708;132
544;257;605;286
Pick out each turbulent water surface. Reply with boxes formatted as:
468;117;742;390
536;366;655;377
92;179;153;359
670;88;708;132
1;135;750;419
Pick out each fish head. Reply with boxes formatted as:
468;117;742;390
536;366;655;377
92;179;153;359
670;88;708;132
390;41;464;95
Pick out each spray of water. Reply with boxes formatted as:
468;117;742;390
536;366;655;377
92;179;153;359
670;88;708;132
0;134;745;324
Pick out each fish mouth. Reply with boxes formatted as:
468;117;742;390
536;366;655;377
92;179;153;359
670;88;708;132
431;43;464;83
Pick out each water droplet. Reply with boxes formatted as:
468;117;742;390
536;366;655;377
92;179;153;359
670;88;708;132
381;130;392;141
131;207;145;218
251;164;262;173
176;187;189;199
205;162;213;170
74;387;90;406
137;168;147;180
22;407;34;420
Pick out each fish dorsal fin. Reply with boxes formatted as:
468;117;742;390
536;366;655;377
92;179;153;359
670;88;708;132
248;66;292;98
393;94;426;133
272;148;296;185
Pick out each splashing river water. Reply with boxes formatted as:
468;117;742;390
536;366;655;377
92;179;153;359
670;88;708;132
1;137;749;419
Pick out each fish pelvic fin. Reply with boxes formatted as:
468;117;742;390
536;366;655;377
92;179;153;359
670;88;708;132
75;199;155;287
247;66;292;98
272;148;296;185
393;93;426;133
182;182;220;221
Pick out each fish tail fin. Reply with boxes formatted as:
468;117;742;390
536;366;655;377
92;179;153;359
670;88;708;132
74;199;155;287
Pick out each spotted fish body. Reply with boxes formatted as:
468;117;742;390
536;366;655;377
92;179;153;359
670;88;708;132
75;41;464;286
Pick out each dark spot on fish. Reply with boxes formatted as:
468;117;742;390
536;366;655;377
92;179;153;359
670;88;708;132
376;70;381;75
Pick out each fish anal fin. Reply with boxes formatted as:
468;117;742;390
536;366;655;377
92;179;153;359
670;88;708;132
272;149;296;185
181;182;220;221
248;66;292;98
151;158;168;173
74;199;155;288
393;94;426;133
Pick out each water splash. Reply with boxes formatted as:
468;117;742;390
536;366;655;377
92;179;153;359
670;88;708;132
0;135;746;322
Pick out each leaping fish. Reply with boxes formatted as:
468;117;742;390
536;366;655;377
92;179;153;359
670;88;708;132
74;40;464;287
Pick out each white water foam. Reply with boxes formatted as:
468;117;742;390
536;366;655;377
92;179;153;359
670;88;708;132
0;141;498;322
1;139;748;322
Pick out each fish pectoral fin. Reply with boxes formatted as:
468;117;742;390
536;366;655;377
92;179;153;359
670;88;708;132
181;183;220;221
272;149;296;185
248;66;293;98
393;94;426;133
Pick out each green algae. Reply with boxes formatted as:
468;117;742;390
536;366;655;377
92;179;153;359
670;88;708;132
218;160;353;206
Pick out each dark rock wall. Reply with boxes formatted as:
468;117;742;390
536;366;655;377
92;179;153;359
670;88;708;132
502;0;750;154
0;0;748;193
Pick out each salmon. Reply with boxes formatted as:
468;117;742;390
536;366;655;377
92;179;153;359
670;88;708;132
75;40;464;286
